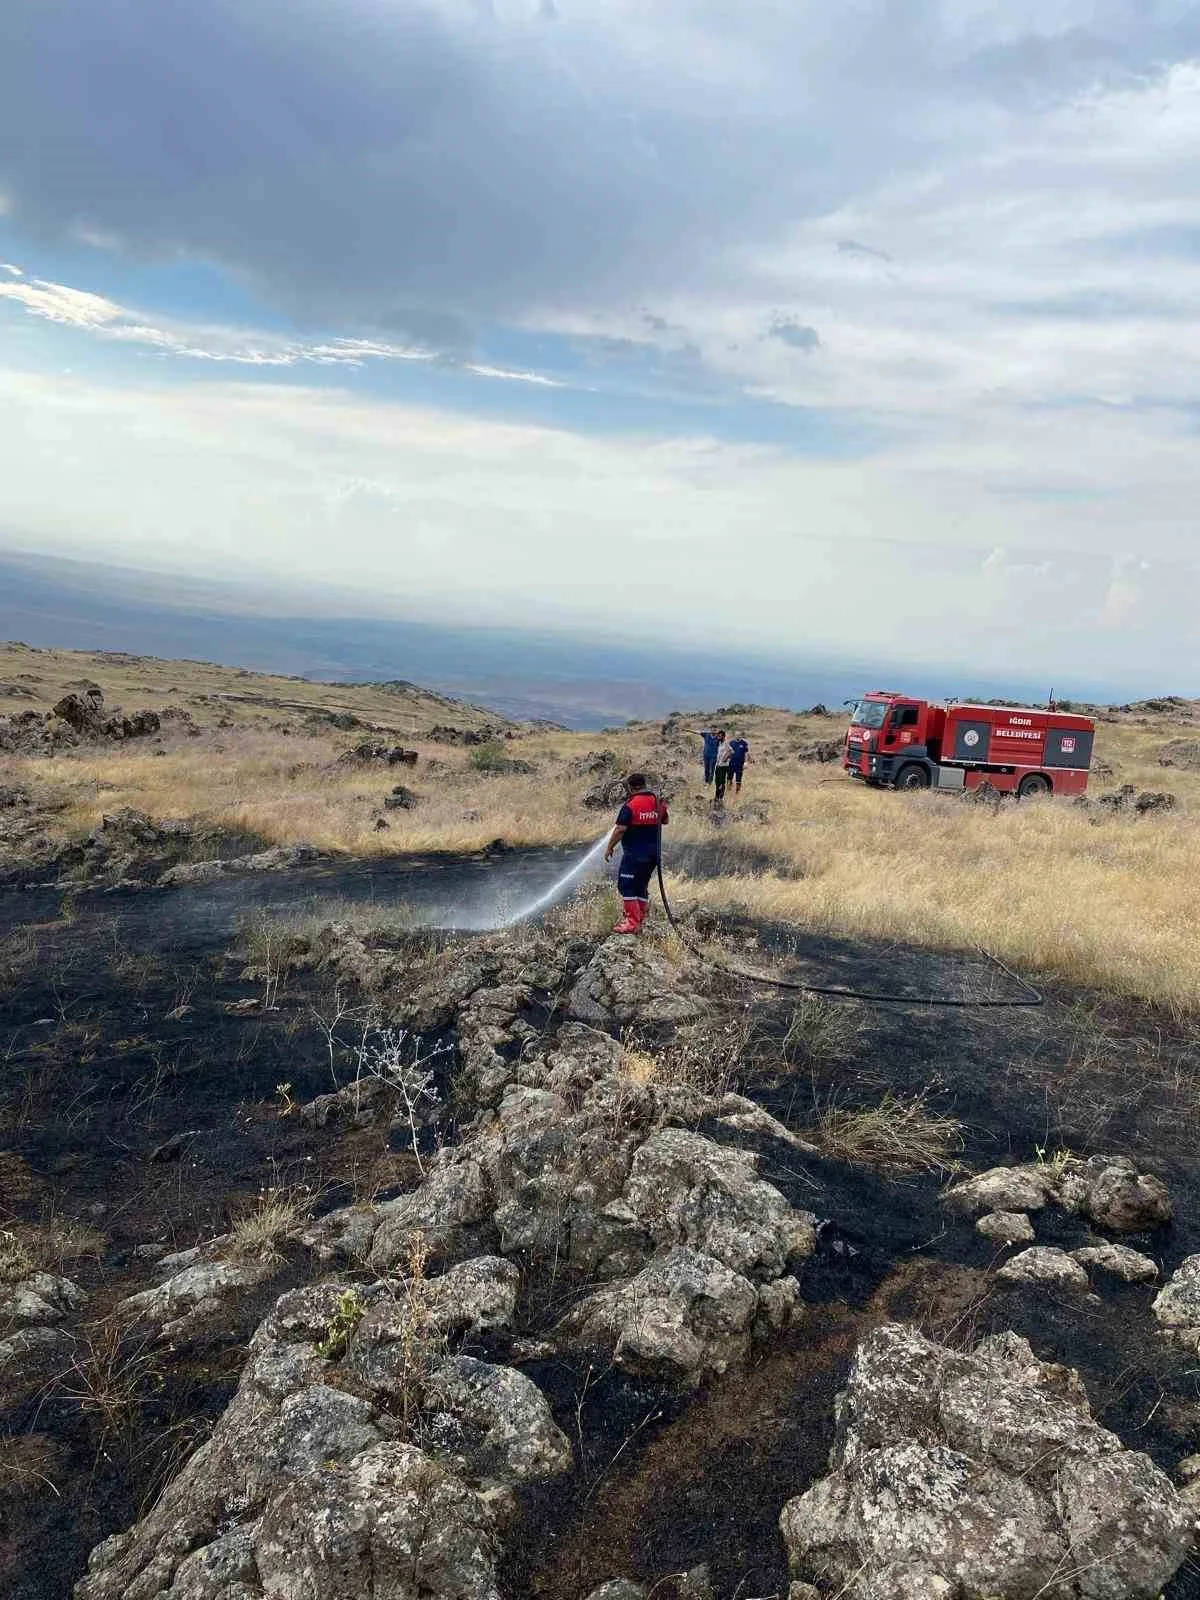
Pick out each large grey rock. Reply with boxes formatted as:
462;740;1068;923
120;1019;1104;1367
563;1245;789;1383
252;1440;500;1600
77;1281;502;1600
119;1243;281;1343
568;937;707;1024
942;1165;1053;1218
945;1155;1171;1237
779;1323;1191;1600
1153;1254;1200;1347
1056;1155;1172;1234
996;1246;1091;1293
424;1354;573;1486
975;1210;1035;1245
620;1127;815;1279
0;1272;87;1327
1072;1243;1158;1283
349;1257;520;1397
367;1157;495;1274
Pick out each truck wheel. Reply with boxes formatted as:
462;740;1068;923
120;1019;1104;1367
1018;773;1052;798
894;763;930;791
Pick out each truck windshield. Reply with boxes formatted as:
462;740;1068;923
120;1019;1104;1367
849;699;889;729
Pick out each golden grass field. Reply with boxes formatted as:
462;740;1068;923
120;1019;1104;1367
3;642;1199;1010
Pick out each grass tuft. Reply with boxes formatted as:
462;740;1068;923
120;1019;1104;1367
812;1091;965;1175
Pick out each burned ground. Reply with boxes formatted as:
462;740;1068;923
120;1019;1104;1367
2;856;1200;1599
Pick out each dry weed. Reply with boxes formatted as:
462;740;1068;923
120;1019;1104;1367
226;1189;308;1263
813;1091;964;1175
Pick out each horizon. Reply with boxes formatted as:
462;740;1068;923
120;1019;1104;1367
0;547;1186;729
2;3;1200;684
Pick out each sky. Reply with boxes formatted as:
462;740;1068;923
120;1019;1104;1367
1;0;1200;690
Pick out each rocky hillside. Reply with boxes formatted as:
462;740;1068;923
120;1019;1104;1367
3;886;1200;1600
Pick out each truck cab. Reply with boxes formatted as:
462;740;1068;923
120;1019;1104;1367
844;693;941;789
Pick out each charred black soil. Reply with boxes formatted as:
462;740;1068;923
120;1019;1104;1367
3;857;1200;1599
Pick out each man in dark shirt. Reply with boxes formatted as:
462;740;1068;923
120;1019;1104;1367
699;728;719;784
603;773;668;934
729;734;750;794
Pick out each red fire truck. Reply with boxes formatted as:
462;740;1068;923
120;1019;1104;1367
842;692;1095;796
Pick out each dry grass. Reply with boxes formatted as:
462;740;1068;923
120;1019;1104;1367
0;1218;106;1282
6;642;1199;1009
811;1091;965;1175
226;1189;308;1263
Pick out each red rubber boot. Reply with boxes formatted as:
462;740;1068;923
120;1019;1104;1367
630;899;648;933
613;900;640;934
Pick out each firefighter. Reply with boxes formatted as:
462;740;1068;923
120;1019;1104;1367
603;773;668;934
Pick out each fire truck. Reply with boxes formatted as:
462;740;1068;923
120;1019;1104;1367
842;692;1095;796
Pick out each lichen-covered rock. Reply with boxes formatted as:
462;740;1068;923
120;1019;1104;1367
119;1242;282;1342
1153;1255;1200;1347
563;1245;777;1383
779;1323;1191;1600
0;1271;87;1327
621;1127;815;1279
1072;1243;1158;1283
1056;1155;1172;1234
423;1354;573;1486
942;1165;1053;1217
583;1583;647;1600
996;1246;1091;1292
252;1441;500;1600
946;1155;1170;1237
976;1210;1035;1245
366;1156;495;1274
349;1257;520;1396
568;936;708;1024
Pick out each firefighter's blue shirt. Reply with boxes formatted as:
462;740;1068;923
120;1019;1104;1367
729;738;749;768
702;731;720;760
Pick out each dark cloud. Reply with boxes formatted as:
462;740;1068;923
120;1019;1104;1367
768;318;820;351
0;1;1192;340
837;239;892;264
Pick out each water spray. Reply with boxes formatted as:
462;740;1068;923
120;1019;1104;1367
498;833;610;927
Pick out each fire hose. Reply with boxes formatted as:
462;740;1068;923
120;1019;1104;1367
652;856;1044;1010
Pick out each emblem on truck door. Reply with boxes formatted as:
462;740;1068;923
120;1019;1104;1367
963;729;980;747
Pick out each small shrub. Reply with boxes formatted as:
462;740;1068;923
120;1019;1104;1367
315;1288;365;1361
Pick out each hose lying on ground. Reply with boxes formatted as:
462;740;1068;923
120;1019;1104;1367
654;860;1044;1010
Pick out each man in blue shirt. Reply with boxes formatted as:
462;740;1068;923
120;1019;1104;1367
729;734;750;794
698;727;720;785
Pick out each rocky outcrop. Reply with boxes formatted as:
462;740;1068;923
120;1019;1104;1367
0;1271;87;1327
779;1323;1192;1600
795;741;842;763
569;937;708;1024
944;1154;1171;1236
118;1239;285;1344
158;843;329;887
1072;1243;1158;1283
77;1278;517;1600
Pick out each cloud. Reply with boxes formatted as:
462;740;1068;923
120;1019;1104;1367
0;272;566;385
767;317;820;351
1;362;1196;686
4;0;1178;338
